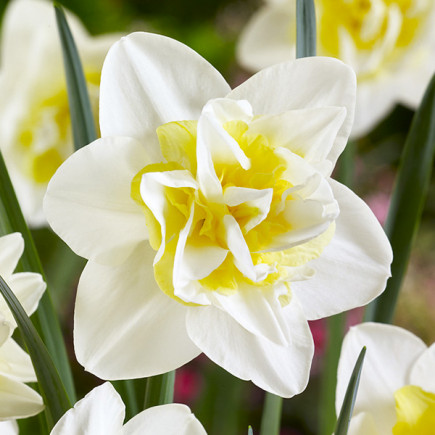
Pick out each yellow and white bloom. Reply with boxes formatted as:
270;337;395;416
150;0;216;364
0;233;46;420
50;382;206;435
0;0;118;226
237;0;435;137
336;323;435;434
44;32;392;397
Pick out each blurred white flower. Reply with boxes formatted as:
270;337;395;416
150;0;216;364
237;0;435;137
336;322;435;434
50;382;206;435
0;0;118;226
0;233;46;420
44;32;392;397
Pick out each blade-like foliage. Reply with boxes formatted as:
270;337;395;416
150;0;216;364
144;371;176;409
296;0;316;58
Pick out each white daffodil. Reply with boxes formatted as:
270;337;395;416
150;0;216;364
0;233;46;420
336;323;435;434
50;382;207;435
237;0;435;137
0;0;118;226
44;32;392;397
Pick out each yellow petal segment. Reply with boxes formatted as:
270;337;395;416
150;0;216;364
393;385;435;435
132;115;335;304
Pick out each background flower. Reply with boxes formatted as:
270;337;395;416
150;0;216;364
0;233;46;420
50;382;207;434
237;0;435;137
336;322;435;434
44;32;392;397
0;0;118;226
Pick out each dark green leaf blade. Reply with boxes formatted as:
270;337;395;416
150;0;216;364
0;275;71;429
54;4;97;149
366;73;435;324
334;347;366;435
296;0;316;58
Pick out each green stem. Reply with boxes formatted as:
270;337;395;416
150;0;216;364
259;393;282;435
144;371;175;409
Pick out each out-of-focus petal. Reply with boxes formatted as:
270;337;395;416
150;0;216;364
0;338;36;383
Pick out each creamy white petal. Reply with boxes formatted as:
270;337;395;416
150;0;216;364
293;179;392;319
51;383;124;435
336;323;427;435
347;412;380;435
74;243;200;380
0;233;23;278
0;374;43;420
248;107;347;174
123;404;207;435
44;137;149;265
0;420;18;435
410;343;435;392
99;32;230;162
236;2;295;72
0;338;36;382
228;57;356;166
186;298;314;397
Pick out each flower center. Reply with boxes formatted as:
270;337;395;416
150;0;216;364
11;70;100;184
131;111;336;306
317;0;431;78
393;385;435;434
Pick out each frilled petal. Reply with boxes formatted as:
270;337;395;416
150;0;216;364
228;57;356;168
99;32;231;162
410;343;435;392
0;233;23;278
336;323;427;435
123;404;207;435
51;383;124;435
292;179;392;319
185;298;313;397
236;2;295;72
0;338;36;382
44;137;149;265
74;243;200;380
0;375;43;420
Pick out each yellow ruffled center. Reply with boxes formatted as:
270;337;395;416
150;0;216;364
132;119;334;304
393;385;435;434
14;71;100;184
317;0;430;77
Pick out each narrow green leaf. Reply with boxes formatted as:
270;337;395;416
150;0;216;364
112;379;146;421
296;0;316;58
0;151;76;402
54;4;97;149
366;73;435;324
259;393;282;435
248;426;254;435
334;347;366;435
0;275;71;429
144;371;175;409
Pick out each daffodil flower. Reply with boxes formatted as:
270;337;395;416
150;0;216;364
0;233;46;419
50;382;207;435
336;323;435;434
44;32;392;397
237;0;435;137
0;0;118;226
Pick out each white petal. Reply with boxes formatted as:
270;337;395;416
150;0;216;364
248;107;347;174
293;179;392;319
51;383;124;435
336;323;427;435
228;57;356;167
44;137;149;266
0;233;23;278
236;2;295;72
186;298;314;397
74;243;200;380
0;338;36;382
347;412;380;435
410;343;435;393
99;32;230;161
0;420;18;435
123;404;207;435
0;374;43;420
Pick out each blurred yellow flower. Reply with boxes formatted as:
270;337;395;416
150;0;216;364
237;0;435;136
0;0;118;226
